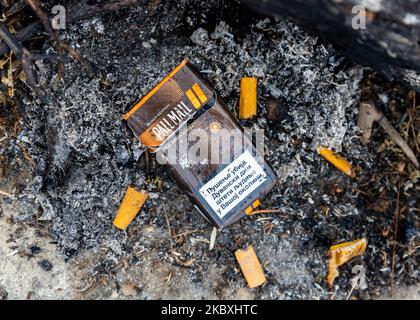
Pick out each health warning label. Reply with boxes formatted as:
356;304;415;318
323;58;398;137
199;150;267;218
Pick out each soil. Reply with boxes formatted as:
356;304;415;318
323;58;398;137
0;0;419;300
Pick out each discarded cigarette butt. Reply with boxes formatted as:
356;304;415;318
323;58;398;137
245;198;262;215
239;77;257;119
235;245;266;288
327;238;367;286
317;146;356;178
124;61;278;229
113;187;148;230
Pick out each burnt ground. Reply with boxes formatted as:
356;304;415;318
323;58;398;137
0;0;419;299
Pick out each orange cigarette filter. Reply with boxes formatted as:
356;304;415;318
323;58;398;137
235;245;266;288
317;146;356;178
239;77;257;120
113;187;148;230
327;238;367;286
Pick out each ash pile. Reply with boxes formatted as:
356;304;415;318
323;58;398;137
1;0;418;299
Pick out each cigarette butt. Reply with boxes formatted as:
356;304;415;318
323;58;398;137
113;187;148;230
317;146;356;178
239;77;257;119
235;245;266;288
245;206;253;215
327;238;367;286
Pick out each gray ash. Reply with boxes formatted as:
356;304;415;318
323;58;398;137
2;0;418;299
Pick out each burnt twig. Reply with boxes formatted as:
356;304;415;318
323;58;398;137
164;206;174;250
3;0;27;19
359;100;419;169
30;53;71;63
18;142;36;166
0;23;23;55
0;21;43;57
390;163;404;296
25;0;58;43
0;189;12;197
59;43;95;78
25;0;65;78
21;51;48;101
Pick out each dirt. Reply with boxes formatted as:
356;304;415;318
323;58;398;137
0;0;419;300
